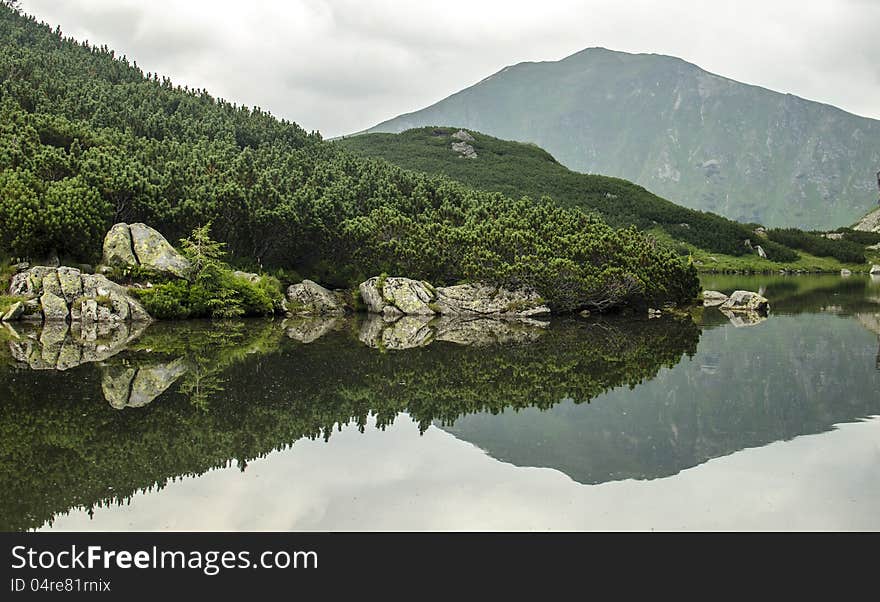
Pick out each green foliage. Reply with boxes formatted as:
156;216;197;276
0;294;25;315
830;227;880;247
0;6;696;312
132;225;282;319
340;128;818;266
0;170;109;260
767;228;865;264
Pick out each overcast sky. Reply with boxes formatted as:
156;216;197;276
21;0;880;138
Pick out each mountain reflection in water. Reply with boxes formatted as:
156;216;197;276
2;275;880;531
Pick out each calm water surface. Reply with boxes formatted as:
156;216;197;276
2;274;879;531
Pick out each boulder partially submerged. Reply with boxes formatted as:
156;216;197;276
5;266;151;324
358;276;550;318
720;290;770;314
285;280;349;316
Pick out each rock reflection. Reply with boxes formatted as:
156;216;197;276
358;314;548;349
283;316;343;343
101;358;190;409
6;321;148;370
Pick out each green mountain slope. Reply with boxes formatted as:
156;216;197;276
365;48;880;230
339;127;800;260
0;6;698;312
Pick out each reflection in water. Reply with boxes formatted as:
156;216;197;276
0;314;697;531
1;275;880;531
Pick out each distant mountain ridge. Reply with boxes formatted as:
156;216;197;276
365;47;880;229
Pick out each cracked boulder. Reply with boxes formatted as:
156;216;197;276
101;222;191;279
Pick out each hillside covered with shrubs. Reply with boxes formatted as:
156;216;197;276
0;5;699;312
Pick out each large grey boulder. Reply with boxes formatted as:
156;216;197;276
720;290;770;314
358;276;550;318
57;267;83;303
435;283;550;317
102;223;137;267
382;278;436;315
101;222;191;279
286;280;347;316
359;277;435;315
129;223;191;278
7;267;151;324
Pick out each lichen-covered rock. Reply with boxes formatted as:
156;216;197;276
129;223;191;278
382;278;436;314
702;290;729;307
358;278;385;313
9;266;55;297
81;299;98;324
435;283;550;317
8;272;30;296
286;280;347;316
128;298;152;323
358;276;551;317
41;271;63;298
10;267;151;324
40;291;69;321
57;267;83;303
359;277;435;315
102;222;137;267
359;276;436;315
451;140;478;158
720;290;770;314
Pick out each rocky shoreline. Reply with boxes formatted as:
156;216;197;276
2;222;784;326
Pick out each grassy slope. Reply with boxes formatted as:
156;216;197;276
338;128;865;272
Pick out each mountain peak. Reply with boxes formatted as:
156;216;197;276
366;50;880;229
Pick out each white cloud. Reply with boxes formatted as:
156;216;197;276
22;0;880;137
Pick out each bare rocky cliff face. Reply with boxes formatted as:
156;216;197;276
367;48;880;229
